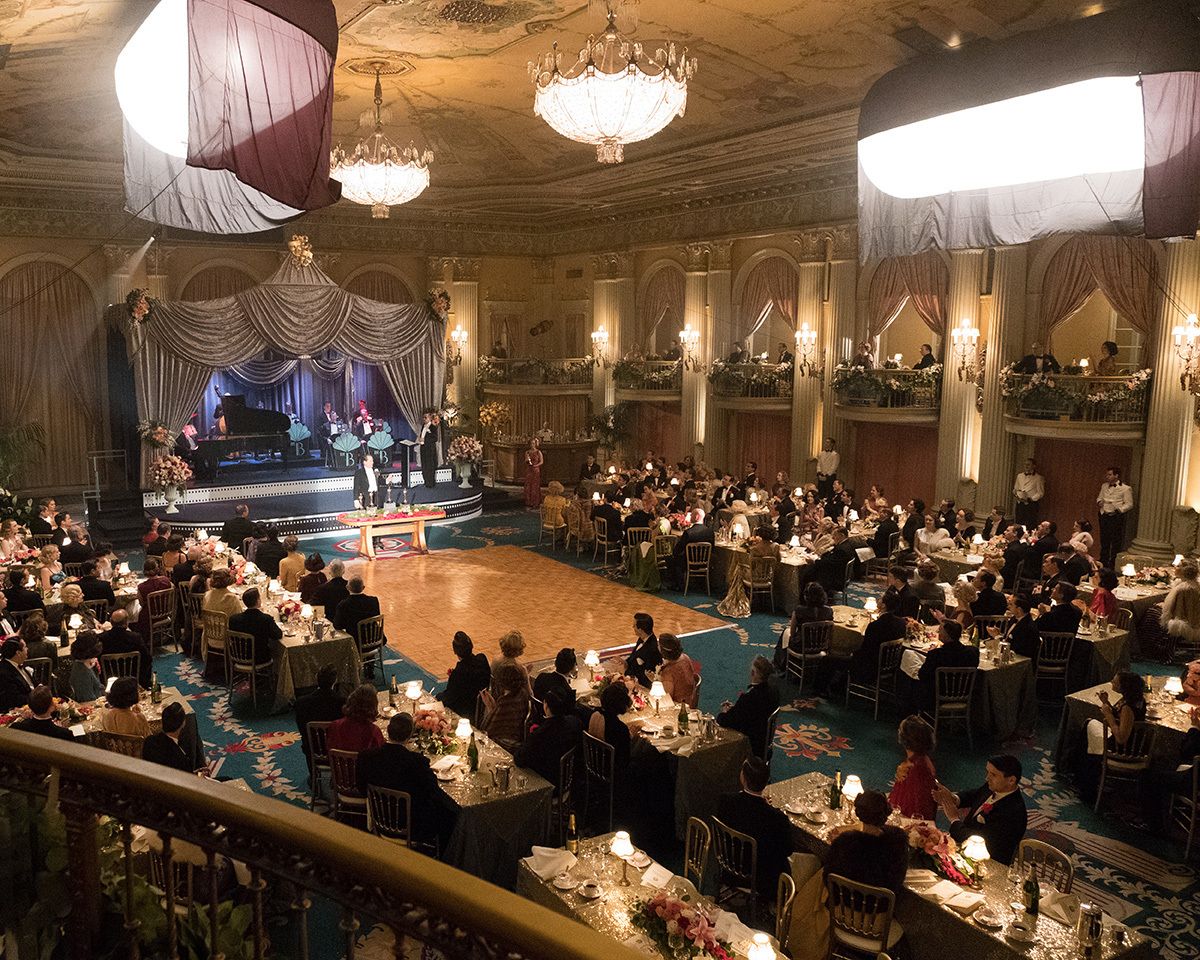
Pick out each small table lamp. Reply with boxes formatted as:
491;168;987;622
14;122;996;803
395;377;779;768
610;830;635;885
455;717;472;740
863;598;878;618
841;774;864;816
584;649;600;680
649;680;666;715
747;933;776;960
1164;675;1184;697
972;533;984;548
789;535;801;550
118;562;131;577
244;562;258;577
405;680;424;712
961;834;990;876
1174;554;1185;567
195;529;209;541
1121;562;1136;587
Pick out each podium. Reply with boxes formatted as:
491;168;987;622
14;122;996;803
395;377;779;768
397;439;419;490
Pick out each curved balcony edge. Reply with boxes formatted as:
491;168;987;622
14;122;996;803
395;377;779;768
1002;415;1146;441
833;402;940;424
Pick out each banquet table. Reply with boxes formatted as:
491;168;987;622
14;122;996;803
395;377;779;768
268;626;360;713
764;772;1153;960
1064;623;1132;692
1054;676;1194;778
931;549;986;584
1076;583;1168;657
517;833;773;960
336;508;446;558
83;686;205;770
709;541;814;610
375;691;553;888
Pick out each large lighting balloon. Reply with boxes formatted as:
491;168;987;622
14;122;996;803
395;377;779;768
114;0;189;159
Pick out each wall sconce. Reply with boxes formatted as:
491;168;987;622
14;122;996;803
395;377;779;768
794;322;822;378
449;323;467;366
1173;312;1200;394
679;322;704;371
950;316;980;381
591;324;611;367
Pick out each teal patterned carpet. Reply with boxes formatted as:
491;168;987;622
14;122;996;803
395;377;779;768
136;505;1199;959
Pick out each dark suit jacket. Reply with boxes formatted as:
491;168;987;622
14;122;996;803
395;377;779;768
312;576;350;616
11;716;75;741
171;560;196;586
357;741;457;843
872;519;899;559
79;576;116;606
884;583;921;621
228;608;281;665
1027;535;1059;567
514;713;582;787
333;593;384;642
145;536;169;557
438;653;491;718
983;517;1009;539
1037;603;1082;638
625;510;655;532
715;790;793;891
625;634;662;687
826;825;909;894
902;514;921;549
4;586;44;613
949;786;1028;865
254;540;288;577
220;516;256;547
579;462;601;481
592;503;624;541
811;542;857;593
294;687;346;759
717;680;780;758
0;659;35;712
1001;541;1029;587
672;524;714;559
917;640;979;709
532;670;573;704
1015;353;1061;374
353;465;385;502
1062;553;1092;586
142;733;196;772
971;588;1008;618
1006;615;1040;660
100;624;152;687
29;516;53;536
851;614;906;684
60;541;93;565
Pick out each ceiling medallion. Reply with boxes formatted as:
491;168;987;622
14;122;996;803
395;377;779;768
528;8;697;164
330;65;433;218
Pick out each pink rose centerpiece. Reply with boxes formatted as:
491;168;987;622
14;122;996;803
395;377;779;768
277;599;302;623
906;821;978;886
414;709;454;754
632;892;733;960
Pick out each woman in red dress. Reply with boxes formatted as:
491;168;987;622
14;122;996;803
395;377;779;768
888;715;938;820
524;437;544;508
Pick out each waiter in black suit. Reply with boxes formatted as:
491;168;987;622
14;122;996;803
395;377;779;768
418;411;440;489
933;755;1028;865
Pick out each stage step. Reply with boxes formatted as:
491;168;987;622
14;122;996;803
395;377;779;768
85;490;147;549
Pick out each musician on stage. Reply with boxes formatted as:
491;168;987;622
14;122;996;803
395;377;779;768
210;404;227;438
418;411;441;489
321;401;342;434
353;399;375;444
353;452;384;509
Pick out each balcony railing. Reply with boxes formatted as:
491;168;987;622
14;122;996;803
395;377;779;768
1001;370;1151;425
832;365;941;410
0;730;632;960
478;356;594;386
708;361;794;399
613;358;682;393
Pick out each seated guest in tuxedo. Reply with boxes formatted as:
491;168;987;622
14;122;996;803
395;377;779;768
998;594;1039;660
11;684;74;741
1029;554;1065;605
578;454;601;481
145;523;171;557
802;527;856;594
933;754;1028;865
0;592;19;639
1058;546;1092;587
294;664;346;772
514;687;582;787
917;621;979;713
936;499;957;534
901;499;925;549
101;609;152;688
221;503;256;548
1015;342;1061;374
883;565;921;620
715;758;793;893
228;588;280;668
29;499;55;537
825;789;909;895
872;508;899;560
327;683;386;754
914;342;937;369
982;506;1009;540
67;634;104;703
669;514;714;588
59;527;93;566
592;491;624;542
358;712;457;850
533;647;577;704
311;559;350;616
332;577;386;658
277;536;306;592
624;498;655;532
438;631;492;718
1000;525;1029;589
142;702;203;773
1027;520;1059;567
625;613;662;687
297;554;327;605
911;561;945;610
1037;581;1084;636
5;571;44;614
253;526;288;578
849;591;906;686
970;570;1008;617
717;656;780;759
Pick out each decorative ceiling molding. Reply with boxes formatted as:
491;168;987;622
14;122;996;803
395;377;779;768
427;256;482;283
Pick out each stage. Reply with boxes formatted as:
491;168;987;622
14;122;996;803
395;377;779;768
143;461;482;540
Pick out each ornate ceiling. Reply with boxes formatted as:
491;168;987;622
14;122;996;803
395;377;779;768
0;0;1116;243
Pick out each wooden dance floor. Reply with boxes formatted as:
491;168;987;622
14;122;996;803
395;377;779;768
355;545;727;677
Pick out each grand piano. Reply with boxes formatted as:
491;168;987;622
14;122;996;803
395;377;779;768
194;394;291;480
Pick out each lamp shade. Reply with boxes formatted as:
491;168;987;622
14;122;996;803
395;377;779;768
747;933;776;960
300;604;313;619
864;598;878;614
268;579;281;594
962;835;990;862
649;681;667;701
215;542;226;554
455;717;472;739
848;509;859;522
793;487;803;497
1164;675;1184;696
68;614;83;630
973;533;984;545
1121;563;1137;577
195;528;208;541
592;492;602;502
1175;554;1185;566
610;830;635;859
405;681;423;701
842;774;864;801
243;562;257;576
609;465;617;475
584;649;601;668
118;562;130;576
789;535;801;548
624;498;631;508
893;504;902;516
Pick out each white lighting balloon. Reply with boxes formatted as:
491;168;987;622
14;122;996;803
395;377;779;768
115;0;189;159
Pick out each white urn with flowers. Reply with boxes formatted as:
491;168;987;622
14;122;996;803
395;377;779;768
447;435;483;489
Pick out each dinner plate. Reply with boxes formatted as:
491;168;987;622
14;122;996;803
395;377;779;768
974;910;1004;929
801;809;829;824
435;770;458;782
783;801;806;815
1005;924;1036;944
629;851;652;869
553;874;580;891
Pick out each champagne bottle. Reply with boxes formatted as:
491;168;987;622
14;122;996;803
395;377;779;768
1022;864;1040;916
467;732;479;774
830;770;842;810
150;672;162;704
389;675;399;709
566;813;579;855
677;699;689;734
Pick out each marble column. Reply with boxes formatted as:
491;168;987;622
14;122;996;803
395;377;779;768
103;243;142;305
430;257;480;413
936;249;985;506
824;257;858;470
681;243;710;458
791;260;824;481
592;253;634;413
705;243;733;470
143;243;172;300
1130;239;1200;559
976;246;1027;513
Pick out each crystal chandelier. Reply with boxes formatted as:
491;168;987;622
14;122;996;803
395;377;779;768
330;66;433;218
528;8;697;164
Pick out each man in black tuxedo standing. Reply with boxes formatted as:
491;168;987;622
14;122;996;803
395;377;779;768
353;453;384;509
418;411;441;490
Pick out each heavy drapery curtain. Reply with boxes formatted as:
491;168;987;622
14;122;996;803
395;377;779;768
731;412;791;485
1038;236;1161;344
343;270;415;305
740;258;798;339
180;264;258;302
866;251;948;339
639;266;685;350
0;263;101;489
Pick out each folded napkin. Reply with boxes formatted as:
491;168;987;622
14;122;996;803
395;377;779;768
640;862;674;889
712;908;757;946
523;846;577;881
944;890;985;915
1041;889;1081;926
430;755;461;773
905;869;940;888
920;880;964;905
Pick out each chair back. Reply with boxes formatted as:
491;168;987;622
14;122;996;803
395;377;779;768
1017;838;1074;894
594;517;612;545
685;542;712;568
711;816;757;893
82;598;110;623
187;592;206;626
799;620;832;656
366;785;413;845
541;504;564;531
90;730;144;758
146;587;174;624
935;667;976;708
26;657;53;688
27;534;53;549
581;732;614;784
764;705;784;766
226;631;257;670
356;615;386;656
62;562;85;580
1110;607;1133;632
1103;721;1155;766
100;651;140;683
558;745;578;805
683;817;711;891
747;556;776;586
972;615;1009;644
201;609;229;652
564;504;581;540
825;874;895;954
328;748;364;799
625;527;652;547
7;608;39;629
1037;632;1075;671
877;640;904;685
307;721;333;770
653;535;675;568
776;872;797;954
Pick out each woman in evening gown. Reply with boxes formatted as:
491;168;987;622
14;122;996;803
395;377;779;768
524;437;544;508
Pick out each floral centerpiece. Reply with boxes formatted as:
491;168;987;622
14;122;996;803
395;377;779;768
631;892;733;960
148;455;193;513
477;400;512;438
56;699;93;725
591;674;647;710
137;418;177;449
277;599;302;622
0;546;37;566
906;821;978;886
1131;565;1174;588
413;709;454;755
447;435;483;464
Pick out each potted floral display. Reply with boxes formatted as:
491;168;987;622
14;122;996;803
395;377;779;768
148;455;193;514
447;435;484;489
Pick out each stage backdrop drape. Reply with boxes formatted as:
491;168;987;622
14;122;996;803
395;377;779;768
630;401;682;465
866;251;948;341
0;263;102;489
639;266;685;352
740;258;798;341
129;256;443;483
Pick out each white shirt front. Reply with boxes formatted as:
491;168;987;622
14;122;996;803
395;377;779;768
816;450;840;476
366;470;378;494
1013;471;1044;502
1097;482;1133;515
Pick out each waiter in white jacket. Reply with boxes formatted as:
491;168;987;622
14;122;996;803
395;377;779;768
1012;458;1045;529
1096;467;1134;569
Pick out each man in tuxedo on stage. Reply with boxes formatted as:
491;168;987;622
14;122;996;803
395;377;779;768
418;411;440;489
353;453;384;509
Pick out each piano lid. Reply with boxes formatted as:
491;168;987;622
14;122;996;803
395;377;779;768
219;394;290;436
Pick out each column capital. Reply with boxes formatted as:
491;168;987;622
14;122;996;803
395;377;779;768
427;256;480;284
683;242;711;273
709;240;733;271
592;252;634;280
103;243;143;273
793;224;857;263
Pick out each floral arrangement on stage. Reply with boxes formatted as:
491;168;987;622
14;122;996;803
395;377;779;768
707;359;793;398
447;435;484;464
148;455;193;492
906;821;978;886
137;418;178;449
631;892;732;960
125;288;152;324
477;401;512;436
413;709;454;754
999;362;1152;415
277;599;302;622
